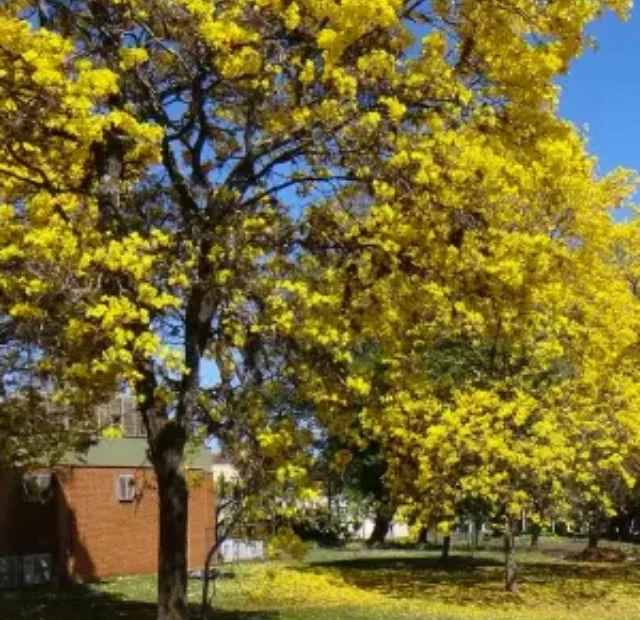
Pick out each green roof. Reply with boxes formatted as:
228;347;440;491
65;438;214;470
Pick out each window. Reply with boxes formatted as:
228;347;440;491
22;473;53;503
95;395;145;438
115;474;136;502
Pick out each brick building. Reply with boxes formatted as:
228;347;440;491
0;397;215;584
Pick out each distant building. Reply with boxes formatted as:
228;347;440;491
0;395;215;586
352;518;409;541
211;455;239;486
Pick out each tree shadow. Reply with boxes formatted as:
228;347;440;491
303;552;640;607
56;470;98;583
518;560;640;580
304;554;504;600
308;554;504;572
0;469;98;584
0;583;280;620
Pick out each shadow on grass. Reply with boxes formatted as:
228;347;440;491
303;553;640;606
304;555;504;598
0;584;280;620
309;555;504;572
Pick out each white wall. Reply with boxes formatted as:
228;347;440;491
353;518;409;541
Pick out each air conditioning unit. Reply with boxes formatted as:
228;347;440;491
0;556;21;589
22;553;52;586
115;474;136;502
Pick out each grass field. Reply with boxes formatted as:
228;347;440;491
3;539;640;619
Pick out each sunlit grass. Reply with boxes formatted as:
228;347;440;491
206;544;640;620
3;542;640;619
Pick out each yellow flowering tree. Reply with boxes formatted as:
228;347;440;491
297;120;640;587
0;0;635;615
0;11;157;464
268;3;640;591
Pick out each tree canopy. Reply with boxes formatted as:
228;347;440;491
1;0;638;614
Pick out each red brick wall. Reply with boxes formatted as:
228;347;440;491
58;467;214;580
187;470;215;570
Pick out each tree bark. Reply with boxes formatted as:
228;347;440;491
153;423;189;620
474;519;482;549
587;514;601;549
367;510;392;546
530;523;541;548
200;505;245;618
440;535;451;564
200;538;221;619
504;520;517;593
153;267;206;619
417;526;428;545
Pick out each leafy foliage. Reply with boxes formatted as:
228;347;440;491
1;0;639;611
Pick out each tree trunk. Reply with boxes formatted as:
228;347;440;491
440;535;451;564
417;527;428;545
587;514;601;549
200;541;217;619
530;523;541;548
152;273;206;620
367;510;391;546
474;519;482;549
154;424;189;620
504;520;517;593
201;506;245;617
201;538;222;619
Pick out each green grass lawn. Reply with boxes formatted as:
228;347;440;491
3;540;640;619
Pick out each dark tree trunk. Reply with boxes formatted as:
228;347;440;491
474;519;482;549
530;523;541;548
504;520;517;593
152;268;207;620
153;423;188;620
417;527;428;545
440;535;451;564
367;510;391;546
201;543;216;619
201;506;245;617
586;512;601;549
201;537;222;619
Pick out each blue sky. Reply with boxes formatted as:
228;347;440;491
560;8;640;191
